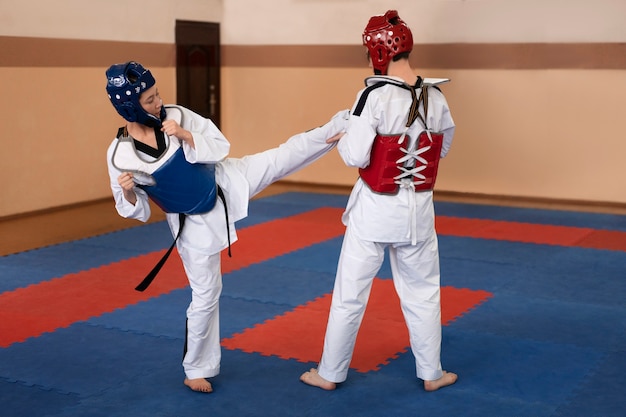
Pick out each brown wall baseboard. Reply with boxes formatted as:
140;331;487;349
273;181;626;215
7;181;622;225
223;43;626;69
0;36;175;67
1;182;623;256
2;36;625;69
433;190;626;215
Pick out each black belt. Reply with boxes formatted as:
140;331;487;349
134;186;231;292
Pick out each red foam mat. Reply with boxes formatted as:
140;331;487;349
436;216;626;251
0;208;346;348
574;229;626;251
2;208;621;348
222;279;492;372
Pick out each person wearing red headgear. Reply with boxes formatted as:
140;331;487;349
105;61;349;393
300;10;457;392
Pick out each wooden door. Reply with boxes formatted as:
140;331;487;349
175;20;221;128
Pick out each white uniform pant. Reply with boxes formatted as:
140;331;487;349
179;112;345;380
179;248;223;380
317;225;444;383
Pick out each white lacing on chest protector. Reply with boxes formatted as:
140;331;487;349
394;130;434;190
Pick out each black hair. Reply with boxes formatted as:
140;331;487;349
392;52;410;62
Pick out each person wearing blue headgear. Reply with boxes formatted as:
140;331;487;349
105;61;348;393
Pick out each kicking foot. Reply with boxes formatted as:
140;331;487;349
326;132;345;144
424;371;458;392
184;377;213;393
300;368;336;391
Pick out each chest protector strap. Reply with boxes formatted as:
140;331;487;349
139;147;217;215
359;82;444;194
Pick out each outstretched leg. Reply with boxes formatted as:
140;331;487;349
235;109;349;199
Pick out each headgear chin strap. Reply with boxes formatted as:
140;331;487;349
363;10;413;75
106;61;166;128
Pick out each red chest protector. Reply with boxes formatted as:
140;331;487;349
359;130;443;193
358;80;445;194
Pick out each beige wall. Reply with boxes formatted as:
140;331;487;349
0;64;176;217
0;0;222;42
1;1;625;218
221;64;626;204
436;69;626;202
221;0;626;44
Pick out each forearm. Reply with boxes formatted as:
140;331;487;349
122;188;138;205
110;181;151;222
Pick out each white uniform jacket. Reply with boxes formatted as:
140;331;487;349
337;76;456;244
107;105;250;255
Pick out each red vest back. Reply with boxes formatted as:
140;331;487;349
359;131;444;194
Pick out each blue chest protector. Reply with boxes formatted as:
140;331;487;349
133;147;230;292
138;147;217;215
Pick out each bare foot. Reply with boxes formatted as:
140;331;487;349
184;377;213;393
300;368;336;390
424;371;458;392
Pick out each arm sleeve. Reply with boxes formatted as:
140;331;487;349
337;91;378;168
106;141;151;222
426;87;455;158
177;107;231;164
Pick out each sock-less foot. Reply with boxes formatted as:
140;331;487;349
300;368;336;391
424;371;458;392
184;377;213;393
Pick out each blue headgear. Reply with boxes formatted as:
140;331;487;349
106;61;166;127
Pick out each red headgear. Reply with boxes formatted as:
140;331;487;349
362;10;413;75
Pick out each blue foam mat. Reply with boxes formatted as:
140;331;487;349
0;379;79;417
553;349;626;417
440;236;626;305
0;323;182;397
434;200;626;231
1;192;625;417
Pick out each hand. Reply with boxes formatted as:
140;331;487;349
117;172;138;205
161;120;194;147
326;132;345;144
117;172;135;191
